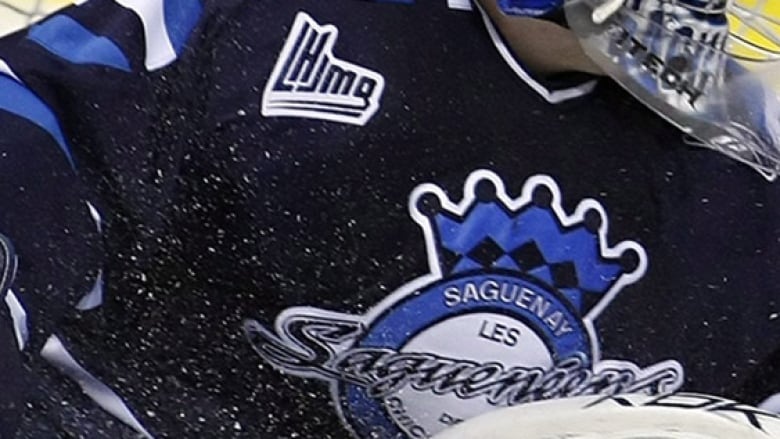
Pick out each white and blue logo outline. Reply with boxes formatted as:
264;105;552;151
244;170;684;439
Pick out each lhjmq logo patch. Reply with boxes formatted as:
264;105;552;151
262;12;385;126
244;170;684;439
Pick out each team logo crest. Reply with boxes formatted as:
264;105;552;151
244;170;684;438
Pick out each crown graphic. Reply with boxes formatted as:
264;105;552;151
409;171;647;316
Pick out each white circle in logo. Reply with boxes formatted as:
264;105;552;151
386;312;552;438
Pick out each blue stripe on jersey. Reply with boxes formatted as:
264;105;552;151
27;15;131;72
164;0;204;54
57;0;148;72
499;0;561;16
0;75;74;168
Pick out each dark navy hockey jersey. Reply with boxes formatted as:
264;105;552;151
0;0;779;438
0;34;103;436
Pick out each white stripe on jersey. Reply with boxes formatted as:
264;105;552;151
76;269;104;310
0;58;21;82
4;289;28;350
114;0;177;70
41;335;155;438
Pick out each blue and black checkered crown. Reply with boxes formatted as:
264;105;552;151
410;171;645;315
